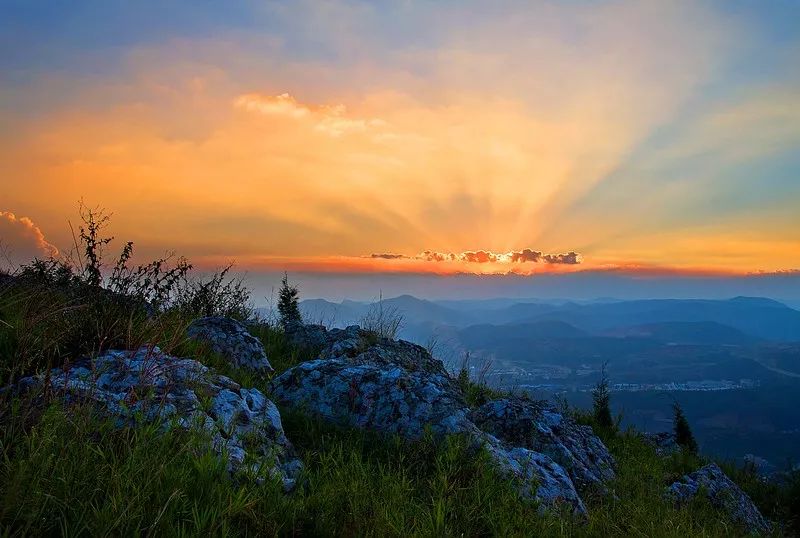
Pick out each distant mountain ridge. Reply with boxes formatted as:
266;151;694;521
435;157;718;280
292;295;800;343
603;321;760;346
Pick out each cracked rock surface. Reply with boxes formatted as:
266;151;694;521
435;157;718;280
273;323;617;515
187;316;273;373
15;346;301;490
666;463;770;535
642;431;680;456
470;397;615;494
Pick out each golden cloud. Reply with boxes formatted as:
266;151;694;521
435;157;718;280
373;249;581;265
234;92;386;137
0;211;59;268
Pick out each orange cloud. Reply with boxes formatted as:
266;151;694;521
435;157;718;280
0;211;59;268
412;249;581;265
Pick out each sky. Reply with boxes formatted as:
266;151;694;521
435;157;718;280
1;1;799;300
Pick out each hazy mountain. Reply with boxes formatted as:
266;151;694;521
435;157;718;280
603;321;761;346
505;297;800;342
296;295;800;343
378;295;468;325
299;294;470;327
299;298;364;326
458;321;588;348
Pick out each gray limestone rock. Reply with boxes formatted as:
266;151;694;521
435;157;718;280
271;325;618;515
642;431;680;456
16;346;300;490
187;316;273;373
666;463;770;535
471;397;615;494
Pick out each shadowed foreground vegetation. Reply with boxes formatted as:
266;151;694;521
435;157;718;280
1;210;798;536
2;317;798;536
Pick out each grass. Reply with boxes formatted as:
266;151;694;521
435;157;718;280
1;397;769;537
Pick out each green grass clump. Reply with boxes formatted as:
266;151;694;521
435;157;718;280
0;402;270;536
0;398;547;536
4;393;781;537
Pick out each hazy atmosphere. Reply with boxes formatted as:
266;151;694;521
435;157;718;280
3;1;799;290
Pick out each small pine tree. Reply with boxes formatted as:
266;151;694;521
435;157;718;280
672;401;698;453
277;272;302;327
592;362;614;429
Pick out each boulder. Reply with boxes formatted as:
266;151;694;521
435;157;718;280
666;463;770;535
284;321;335;351
271;358;470;438
15;346;301;490
187;316;273;373
642;431;680;456
743;454;777;477
471;397;615;494
271;325;616;515
286;322;450;378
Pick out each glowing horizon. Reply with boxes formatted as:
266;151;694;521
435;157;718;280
1;2;799;278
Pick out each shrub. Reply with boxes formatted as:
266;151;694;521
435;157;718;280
0;206;252;384
455;352;500;408
171;265;252;321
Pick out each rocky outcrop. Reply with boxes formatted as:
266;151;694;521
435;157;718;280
642;431;679;456
286;322;453;378
666;463;770;535
273;323;615;515
272;358;471;439
470;397;615;494
743;454;777;477
285;322;373;361
187;316;273;373
14;346;301;490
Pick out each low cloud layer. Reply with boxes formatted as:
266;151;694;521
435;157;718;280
0;211;58;268
370;253;408;260
234;93;386;138
370;249;582;265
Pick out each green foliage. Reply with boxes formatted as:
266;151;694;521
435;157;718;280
0;402;272;536
170;265;252;321
673;401;698;454
277;273;302;327
592;362;614;430
0;206;252;385
456;353;503;408
4;395;785;536
720;460;800;535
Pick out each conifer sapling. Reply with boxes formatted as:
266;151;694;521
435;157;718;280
592;362;614;429
673;401;698;454
278;272;302;327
